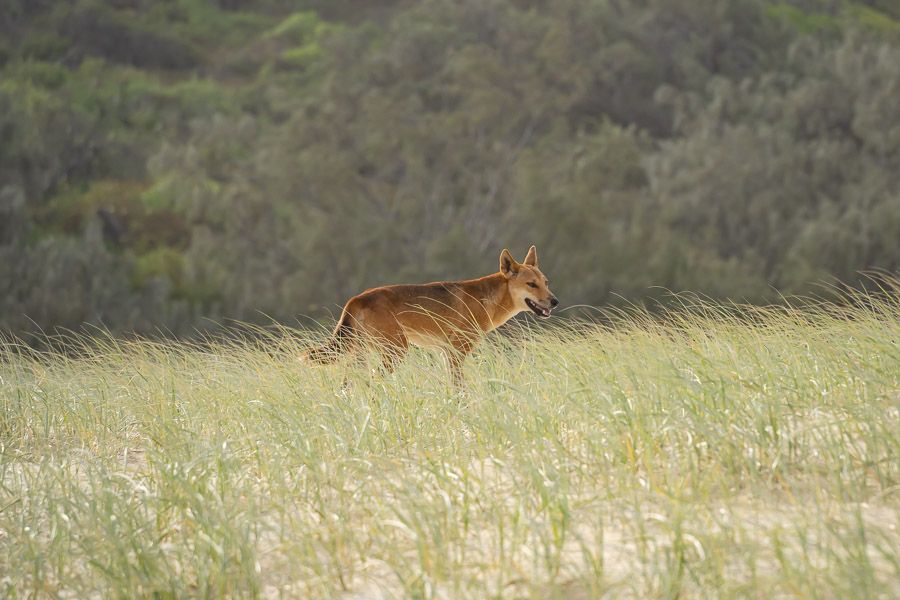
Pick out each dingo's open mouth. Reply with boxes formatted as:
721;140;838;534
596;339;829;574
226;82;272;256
526;297;552;318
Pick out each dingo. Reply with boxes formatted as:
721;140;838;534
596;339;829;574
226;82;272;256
305;246;559;384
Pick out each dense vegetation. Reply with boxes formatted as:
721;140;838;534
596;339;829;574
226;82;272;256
2;0;899;337
2;291;898;596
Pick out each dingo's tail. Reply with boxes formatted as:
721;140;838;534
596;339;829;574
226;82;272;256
304;310;354;364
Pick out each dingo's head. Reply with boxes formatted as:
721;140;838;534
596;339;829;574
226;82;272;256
500;246;559;319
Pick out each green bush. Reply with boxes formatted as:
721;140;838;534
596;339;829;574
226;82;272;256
63;2;200;70
2;0;899;338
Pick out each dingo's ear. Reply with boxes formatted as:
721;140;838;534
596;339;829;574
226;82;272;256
523;245;538;267
500;248;519;278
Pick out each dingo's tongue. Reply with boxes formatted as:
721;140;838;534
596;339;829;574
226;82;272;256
526;298;551;318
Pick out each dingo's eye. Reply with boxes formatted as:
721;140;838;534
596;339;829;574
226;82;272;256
527;282;538;288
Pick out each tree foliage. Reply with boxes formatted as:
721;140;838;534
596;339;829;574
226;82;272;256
1;0;899;337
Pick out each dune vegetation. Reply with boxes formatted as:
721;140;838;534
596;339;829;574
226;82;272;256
1;287;898;598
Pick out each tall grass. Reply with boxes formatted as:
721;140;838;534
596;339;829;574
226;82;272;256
1;290;898;598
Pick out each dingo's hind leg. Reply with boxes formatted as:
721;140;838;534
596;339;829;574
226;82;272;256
376;329;408;375
380;344;407;375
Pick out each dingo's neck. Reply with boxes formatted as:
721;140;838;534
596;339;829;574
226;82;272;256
471;273;519;331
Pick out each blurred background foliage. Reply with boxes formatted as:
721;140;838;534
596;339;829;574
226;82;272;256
1;0;898;337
